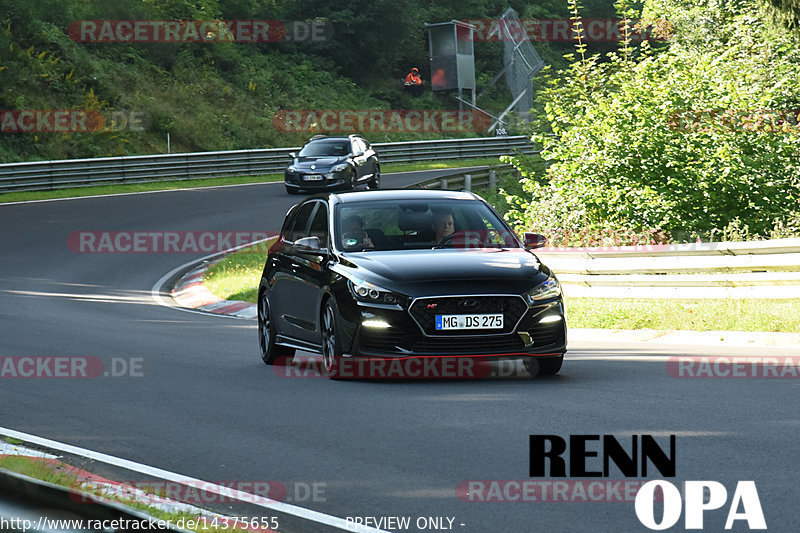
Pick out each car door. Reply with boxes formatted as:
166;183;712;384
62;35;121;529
361;138;378;178
283;201;331;344
351;137;369;183
269;201;315;337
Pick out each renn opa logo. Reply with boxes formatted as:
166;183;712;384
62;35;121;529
529;435;766;530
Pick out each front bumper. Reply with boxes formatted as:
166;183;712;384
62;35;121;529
285;170;349;191
349;299;567;358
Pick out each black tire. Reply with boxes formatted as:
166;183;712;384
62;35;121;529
524;355;564;377
258;290;295;365
285;185;300;195
321;300;344;379
367;164;380;190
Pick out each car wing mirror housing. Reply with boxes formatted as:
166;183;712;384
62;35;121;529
294;236;328;255
289;152;296;159
353;150;364;157
523;232;547;250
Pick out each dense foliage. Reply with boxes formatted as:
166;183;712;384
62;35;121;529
503;0;800;243
0;0;626;162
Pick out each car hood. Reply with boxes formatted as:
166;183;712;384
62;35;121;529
336;248;552;296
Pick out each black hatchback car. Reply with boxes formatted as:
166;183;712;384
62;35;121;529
258;190;566;379
284;134;380;195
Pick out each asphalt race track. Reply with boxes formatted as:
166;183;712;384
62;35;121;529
1;170;799;533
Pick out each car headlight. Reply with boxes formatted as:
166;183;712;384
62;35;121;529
330;163;350;173
525;276;561;302
347;278;403;306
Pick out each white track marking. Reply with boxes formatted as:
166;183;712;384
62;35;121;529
0;426;388;533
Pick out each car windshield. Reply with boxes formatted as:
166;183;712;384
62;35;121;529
335;199;520;251
298;140;350;157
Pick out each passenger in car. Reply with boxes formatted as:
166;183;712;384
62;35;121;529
342;215;374;249
343;215;390;250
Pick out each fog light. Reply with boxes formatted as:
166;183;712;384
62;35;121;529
539;315;563;324
362;319;391;328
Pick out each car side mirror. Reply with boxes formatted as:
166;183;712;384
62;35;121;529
353;150;364;157
289;152;296;159
523;232;547;250
294;236;327;255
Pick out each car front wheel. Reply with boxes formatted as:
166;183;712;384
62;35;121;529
367;164;380;190
321;300;344;379
258;290;295;365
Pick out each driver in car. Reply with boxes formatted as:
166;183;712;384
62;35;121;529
432;209;455;244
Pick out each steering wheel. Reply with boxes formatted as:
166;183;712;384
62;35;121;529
437;232;455;247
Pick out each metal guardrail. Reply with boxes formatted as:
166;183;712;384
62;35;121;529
0;136;534;193
535;238;800;299
412;164;521;192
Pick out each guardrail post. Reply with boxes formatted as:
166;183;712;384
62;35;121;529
439;178;448;190
489;169;496;190
464;174;472;192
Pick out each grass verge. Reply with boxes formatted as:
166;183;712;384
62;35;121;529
0;455;252;532
203;241;275;303
0;157;504;204
566;298;800;333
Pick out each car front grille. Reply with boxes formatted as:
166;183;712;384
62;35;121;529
408;295;528;336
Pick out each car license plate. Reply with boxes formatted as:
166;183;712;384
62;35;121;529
303;174;324;181
435;314;503;330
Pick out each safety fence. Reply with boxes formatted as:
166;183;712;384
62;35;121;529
0;136;534;193
537;239;800;299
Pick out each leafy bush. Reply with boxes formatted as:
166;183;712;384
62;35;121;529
504;0;800;243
